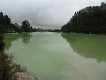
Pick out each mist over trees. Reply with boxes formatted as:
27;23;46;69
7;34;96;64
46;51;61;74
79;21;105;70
61;2;106;34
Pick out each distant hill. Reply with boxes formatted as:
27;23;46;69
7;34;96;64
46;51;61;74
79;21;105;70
61;2;106;34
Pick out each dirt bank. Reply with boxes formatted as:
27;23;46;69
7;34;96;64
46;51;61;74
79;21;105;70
16;72;38;80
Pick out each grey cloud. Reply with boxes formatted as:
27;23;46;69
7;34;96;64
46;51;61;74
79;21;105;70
0;0;106;29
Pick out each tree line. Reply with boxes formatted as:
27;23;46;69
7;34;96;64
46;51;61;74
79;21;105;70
0;12;62;33
0;12;36;33
61;2;106;34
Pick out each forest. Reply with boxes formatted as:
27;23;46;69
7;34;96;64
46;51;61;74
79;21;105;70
0;12;36;33
61;2;106;34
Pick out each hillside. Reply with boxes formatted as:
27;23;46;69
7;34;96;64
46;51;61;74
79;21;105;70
61;2;106;34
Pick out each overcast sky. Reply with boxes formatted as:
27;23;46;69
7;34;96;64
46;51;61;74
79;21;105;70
0;0;106;29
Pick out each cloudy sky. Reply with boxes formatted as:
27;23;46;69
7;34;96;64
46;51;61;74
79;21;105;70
0;0;106;29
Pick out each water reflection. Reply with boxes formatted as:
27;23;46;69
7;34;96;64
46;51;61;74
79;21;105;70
61;33;106;62
4;32;106;80
20;33;32;44
4;33;32;50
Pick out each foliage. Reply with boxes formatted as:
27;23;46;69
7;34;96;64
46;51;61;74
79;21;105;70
61;2;106;34
0;35;26;80
0;12;20;33
20;20;35;32
0;12;35;33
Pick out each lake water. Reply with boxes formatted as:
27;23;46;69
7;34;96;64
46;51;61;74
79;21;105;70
4;32;106;80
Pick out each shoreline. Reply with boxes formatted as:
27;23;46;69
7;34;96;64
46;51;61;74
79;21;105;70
16;72;38;80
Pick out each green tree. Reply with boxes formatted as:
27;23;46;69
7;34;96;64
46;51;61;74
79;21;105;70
61;2;106;34
0;12;35;33
0;12;5;24
4;15;11;24
21;20;30;32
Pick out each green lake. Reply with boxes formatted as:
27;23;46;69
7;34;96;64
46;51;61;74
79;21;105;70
4;32;106;80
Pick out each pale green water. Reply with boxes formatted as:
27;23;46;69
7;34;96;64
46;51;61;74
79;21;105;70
4;32;106;80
